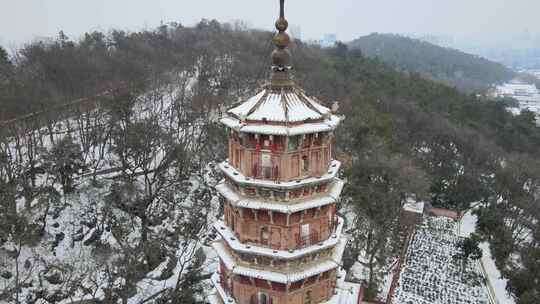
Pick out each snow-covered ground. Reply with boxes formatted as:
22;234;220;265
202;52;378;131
0;74;227;303
390;216;489;304
459;211;516;304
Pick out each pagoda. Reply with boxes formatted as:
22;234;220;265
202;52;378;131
208;1;362;303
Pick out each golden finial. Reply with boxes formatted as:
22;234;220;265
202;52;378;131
271;0;291;69
270;0;294;88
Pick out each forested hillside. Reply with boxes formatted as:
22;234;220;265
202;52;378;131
1;21;539;304
348;33;516;92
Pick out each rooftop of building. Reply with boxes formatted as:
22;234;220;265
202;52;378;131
227;86;333;124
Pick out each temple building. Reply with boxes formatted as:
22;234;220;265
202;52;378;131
208;1;362;303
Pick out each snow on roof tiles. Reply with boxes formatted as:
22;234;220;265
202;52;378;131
228;90;267;118
221;115;342;136
227;87;331;124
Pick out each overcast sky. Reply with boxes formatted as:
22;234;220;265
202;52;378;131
1;0;539;50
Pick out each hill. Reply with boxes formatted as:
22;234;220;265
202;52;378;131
348;33;516;92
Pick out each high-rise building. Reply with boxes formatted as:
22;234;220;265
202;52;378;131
320;34;337;48
208;1;362;304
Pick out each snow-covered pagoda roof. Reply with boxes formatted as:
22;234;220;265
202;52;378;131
228;87;331;123
221;86;343;136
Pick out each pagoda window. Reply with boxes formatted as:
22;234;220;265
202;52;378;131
261;153;272;179
301;155;309;175
261;135;272;149
272;136;284;151
251;152;259;177
312;151;321;175
287;136;299;151
313;133;322;146
260;226;270;246
300;224;310;244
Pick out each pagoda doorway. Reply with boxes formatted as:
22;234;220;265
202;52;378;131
261;153;272;179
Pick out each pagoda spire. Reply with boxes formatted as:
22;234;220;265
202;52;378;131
270;0;294;88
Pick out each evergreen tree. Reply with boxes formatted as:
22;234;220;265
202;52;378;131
43;135;86;193
456;233;483;261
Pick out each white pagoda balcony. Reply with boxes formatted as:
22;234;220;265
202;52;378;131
211;237;347;284
213;217;344;260
215;179;344;214
219;160;341;190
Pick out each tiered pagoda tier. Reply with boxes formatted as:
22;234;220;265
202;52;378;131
208;1;361;304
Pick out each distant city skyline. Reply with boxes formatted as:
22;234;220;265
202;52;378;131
2;0;540;51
